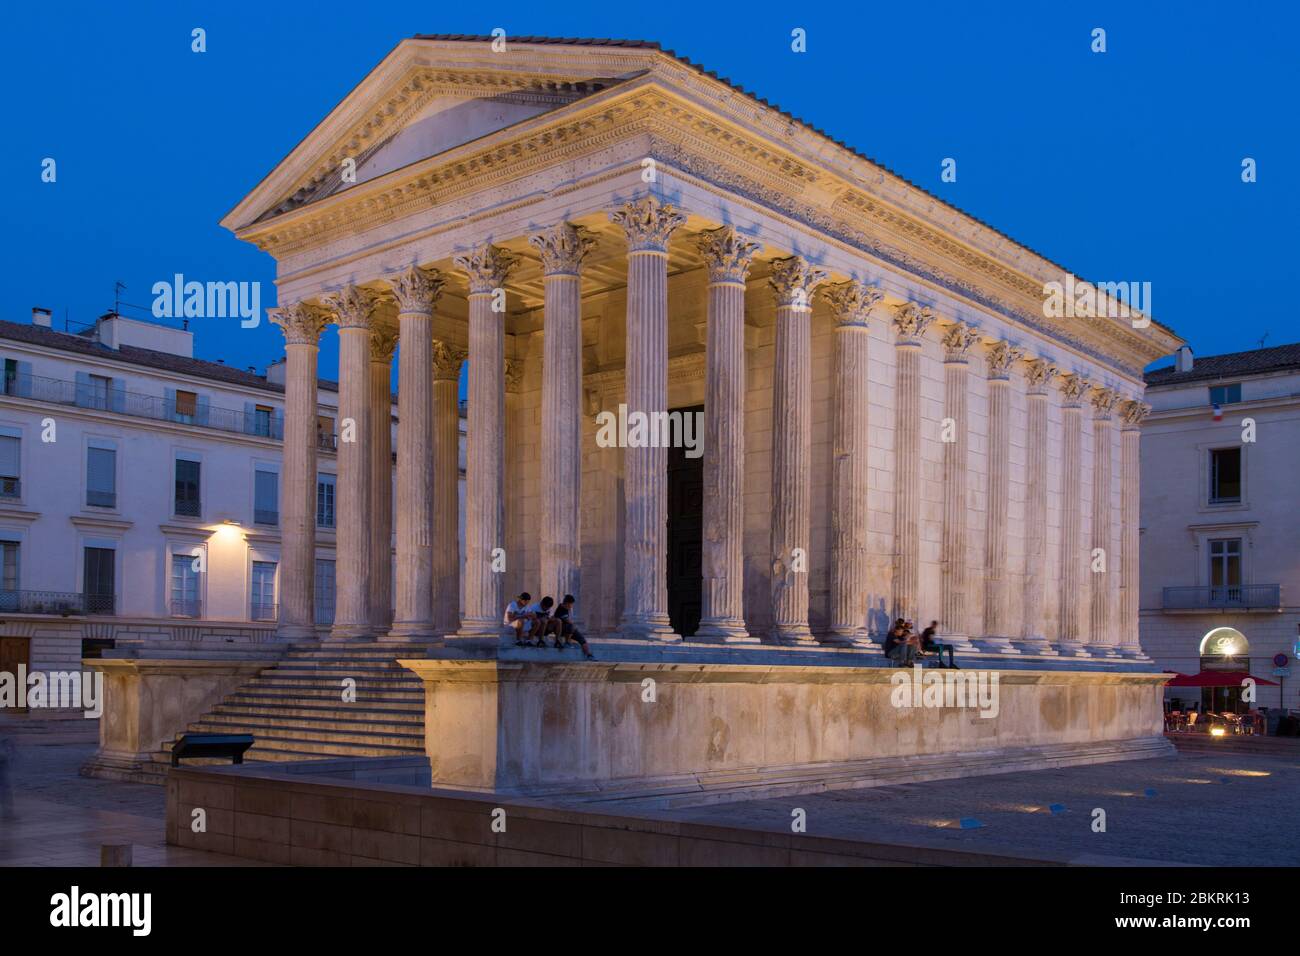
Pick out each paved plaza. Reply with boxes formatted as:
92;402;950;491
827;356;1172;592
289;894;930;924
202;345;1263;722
2;715;1296;867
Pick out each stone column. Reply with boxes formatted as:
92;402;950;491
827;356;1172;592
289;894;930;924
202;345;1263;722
268;302;328;640
609;197;684;642
530;223;596;612
768;256;827;646
823;280;883;646
454;244;519;642
367;325;397;632
1019;358;1058;654
940;321;979;648
1056;372;1091;656
388;266;443;643
323;285;376;640
1089;386;1120;656
694;226;760;644
431;340;467;636
891;304;935;625
980;340;1024;652
1118;399;1150;658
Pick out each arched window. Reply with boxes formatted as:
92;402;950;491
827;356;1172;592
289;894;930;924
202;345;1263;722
1199;626;1248;658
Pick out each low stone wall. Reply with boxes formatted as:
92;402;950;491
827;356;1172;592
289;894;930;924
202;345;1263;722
400;659;1172;801
165;760;1068;867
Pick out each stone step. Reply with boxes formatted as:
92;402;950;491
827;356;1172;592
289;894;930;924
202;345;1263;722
223;734;422;759
226;693;424;713
229;686;424;703
189;717;424;749
201;708;422;734
244;674;422;689
254;666;421;680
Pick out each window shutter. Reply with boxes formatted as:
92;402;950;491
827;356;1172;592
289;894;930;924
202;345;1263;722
272;408;284;440
243;401;256;434
110;379;126;413
165;387;177;421
74;371;91;408
196;394;210;425
87;447;116;495
15;361;32;399
0;436;19;477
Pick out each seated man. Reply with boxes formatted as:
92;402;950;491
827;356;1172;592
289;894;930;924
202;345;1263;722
883;620;916;667
504;592;536;645
919;620;958;669
553;594;595;660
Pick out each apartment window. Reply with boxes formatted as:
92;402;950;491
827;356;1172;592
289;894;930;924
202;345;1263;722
253;405;274;438
254;469;279;526
0;541;18;613
175;458;201;517
0;434;19;499
174;389;198;423
86;446;116;508
1209;448;1242;504
83;546;115;614
317;474;336;528
251;561;277;620
88;374;112;411
315;558;336;626
3;360;19;397
317;415;335;450
169;553;201;617
1208;538;1243;604
1209;383;1242;406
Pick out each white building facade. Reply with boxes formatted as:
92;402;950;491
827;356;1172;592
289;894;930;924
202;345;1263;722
1140;343;1300;712
0;309;425;693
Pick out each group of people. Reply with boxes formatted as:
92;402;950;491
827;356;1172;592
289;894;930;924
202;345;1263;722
503;592;595;659
883;619;959;669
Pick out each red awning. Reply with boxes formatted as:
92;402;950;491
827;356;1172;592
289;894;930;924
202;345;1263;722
1165;669;1279;688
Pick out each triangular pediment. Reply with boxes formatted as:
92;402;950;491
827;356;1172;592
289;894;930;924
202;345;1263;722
222;38;659;232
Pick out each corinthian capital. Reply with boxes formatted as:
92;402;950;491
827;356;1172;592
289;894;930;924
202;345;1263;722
369;324;399;364
1091;385;1121;419
1023;357;1059;394
696;225;761;285
768;256;828;311
454;244;520;295
1120;398;1151;428
823;280;883;328
268;302;328;346
321;284;377;330
529;223;598;276
431;340;468;382
893;302;936;343
1057;372;1092;405
387;266;444;315
608;196;686;253
985;339;1025;380
941;321;981;362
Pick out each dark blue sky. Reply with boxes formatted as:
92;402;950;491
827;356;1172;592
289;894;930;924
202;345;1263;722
4;0;1295;385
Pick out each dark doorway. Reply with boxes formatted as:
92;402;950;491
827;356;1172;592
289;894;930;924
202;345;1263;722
666;405;704;637
0;637;30;712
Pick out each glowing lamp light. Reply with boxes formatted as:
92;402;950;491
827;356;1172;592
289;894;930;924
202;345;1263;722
1210;727;1227;737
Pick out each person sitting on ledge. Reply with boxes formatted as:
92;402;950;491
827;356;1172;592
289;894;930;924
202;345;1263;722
884;619;916;667
504;592;536;646
919;620;958;669
554;594;596;659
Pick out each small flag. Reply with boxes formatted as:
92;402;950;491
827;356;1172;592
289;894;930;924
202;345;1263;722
1144;788;1158;797
1212;403;1223;421
1049;803;1067;815
958;817;985;829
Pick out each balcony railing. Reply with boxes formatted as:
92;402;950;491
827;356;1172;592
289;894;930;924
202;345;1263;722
86;489;116;508
250;601;278;622
169;599;202;618
253;508;279;526
1162;585;1282;611
1;372;284;440
0;589;86;615
317;432;337;451
0;477;19;499
85;593;116;615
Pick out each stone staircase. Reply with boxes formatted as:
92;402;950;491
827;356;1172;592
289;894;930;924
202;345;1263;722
138;643;427;782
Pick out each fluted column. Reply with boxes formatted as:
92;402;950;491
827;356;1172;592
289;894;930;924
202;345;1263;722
609;197;684;641
1118;399;1150;658
940;321;979;647
1056;372;1091;656
768;256;827;645
531;223;596;613
891;304;935;625
1019;358;1058;654
454;244;518;642
367;325;397;632
323;286;376;640
1089;386;1120;656
431;340;467;636
268;302;328;640
979;340;1024;653
824;280;883;646
388;266;443;643
695;226;760;643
